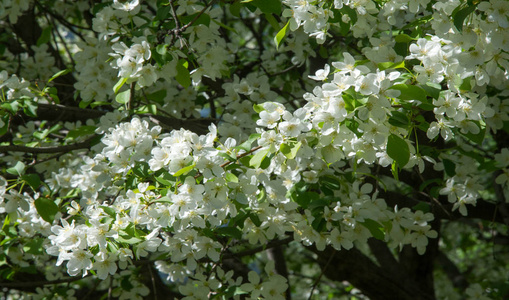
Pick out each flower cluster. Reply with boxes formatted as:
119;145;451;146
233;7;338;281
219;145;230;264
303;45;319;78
110;37;158;87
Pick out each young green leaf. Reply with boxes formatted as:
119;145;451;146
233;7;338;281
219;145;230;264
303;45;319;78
274;21;290;50
176;59;191;88
34;198;59;224
246;0;282;15
452;4;478;32
280;141;301;159
173;163;196;177
115;89;131;104
113;77;128;94
387;134;410;167
389;84;427;102
21;174;41;190
359;219;385;241
249;148;270;168
48;69;71;83
6;161;25;176
36;26;52;46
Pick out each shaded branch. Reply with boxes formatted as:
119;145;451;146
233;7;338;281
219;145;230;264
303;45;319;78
380;190;507;224
35;103;215;134
367;238;400;275
0;136;95;154
0;274;92;288
308;245;436;300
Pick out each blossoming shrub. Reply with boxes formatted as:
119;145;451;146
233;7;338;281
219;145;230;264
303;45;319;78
0;0;508;299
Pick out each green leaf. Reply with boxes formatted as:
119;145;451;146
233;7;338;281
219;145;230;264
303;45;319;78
1;100;19;114
120;276;134;291
113;77;128;94
247;0;281;14
412;202;431;213
387;134;410;167
360;219;385;240
66;125;97;139
23;101;38;117
280;141;301;159
394;34;416;43
225;172;239;183
259;153;272;169
253;104;265;113
419;178;442;192
236;133;261;152
230;1;242;17
132;162;151;179
452;3;478;32
215;226;242;240
388;111;409;128
311;217;326;232
100;206;117;218
264;13;279;30
442;159;456;177
212;19;239;34
115;89;131;104
274;20;290;50
377;61;405;71
339;5;357;24
36;26;52;46
118;235;143;245
34;198;59;223
420;83;441;100
156;44;168;55
459;77;472;91
218;152;237;163
21;174;41;190
321;144;343;164
6;161;25;176
155;171;174;185
176;59;191;88
460;120;486;145
173;163;195;177
389;84;427;102
23;238;45;255
48;69;71;83
319;175;341;191
151;196;172;204
179;12;211;27
146;89;167;105
249;148;269;168
0;115;9;136
249;213;262;227
156;5;171;21
289;182;318;209
133;104;157;115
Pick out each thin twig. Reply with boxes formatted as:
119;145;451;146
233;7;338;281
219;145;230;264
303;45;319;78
308;250;336;300
148;265;158;300
128;82;136;110
179;0;217;33
108;276;113;300
220;145;263;168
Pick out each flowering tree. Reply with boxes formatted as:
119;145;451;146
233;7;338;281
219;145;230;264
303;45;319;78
0;0;508;299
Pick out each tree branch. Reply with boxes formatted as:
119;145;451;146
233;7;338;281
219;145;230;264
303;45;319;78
0;274;92;288
309;246;436;300
0;136;95;154
35;103;214;135
380;190;507;224
267;246;292;300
